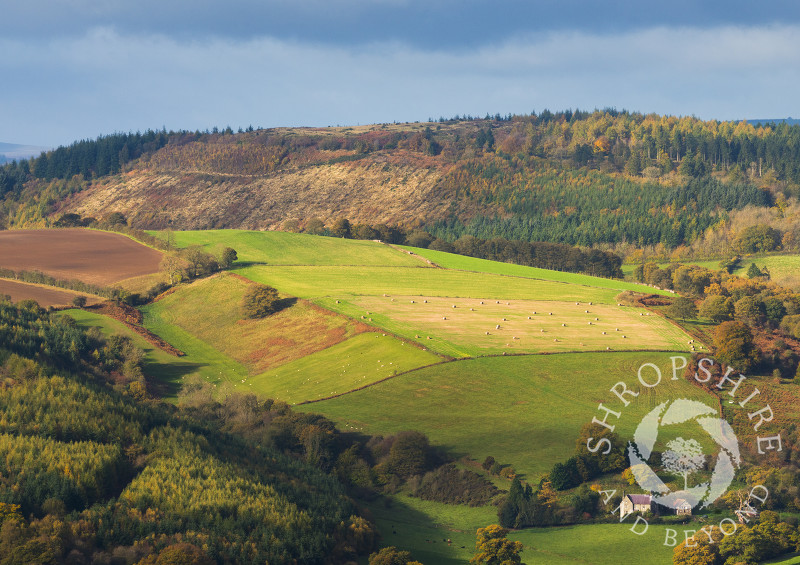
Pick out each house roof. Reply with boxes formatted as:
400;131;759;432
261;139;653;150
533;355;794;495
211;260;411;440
673;499;692;508
626;494;652;505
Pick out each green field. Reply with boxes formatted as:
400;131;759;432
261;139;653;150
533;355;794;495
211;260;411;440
252;332;443;404
319;295;696;358
236;265;626;303
162;229;424;267
143;273;369;374
733;254;800;286
371;494;678;565
303;352;715;478
404;246;670;296
60;309;206;395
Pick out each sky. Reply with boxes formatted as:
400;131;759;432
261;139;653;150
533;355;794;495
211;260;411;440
1;0;799;148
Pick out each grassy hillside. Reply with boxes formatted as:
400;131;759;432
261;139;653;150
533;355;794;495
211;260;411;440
372;494;677;565
320;294;693;358
303;352;713;478
237;265;625;303
253;332;442;404
167;229;424;267
143;273;370;374
403;245;668;295
61;309;204;395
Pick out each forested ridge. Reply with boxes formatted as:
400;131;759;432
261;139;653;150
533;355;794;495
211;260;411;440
0;299;373;564
2;110;799;257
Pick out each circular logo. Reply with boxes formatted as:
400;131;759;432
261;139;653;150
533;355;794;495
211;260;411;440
627;398;741;510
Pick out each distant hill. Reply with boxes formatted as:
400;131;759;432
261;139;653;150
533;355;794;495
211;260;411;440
1;110;798;250
0;141;49;163
748;117;800;126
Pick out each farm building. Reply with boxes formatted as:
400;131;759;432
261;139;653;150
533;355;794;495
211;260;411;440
620;494;652;518
673;498;692;516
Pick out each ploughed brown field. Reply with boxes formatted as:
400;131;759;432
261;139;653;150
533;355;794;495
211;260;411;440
0;229;163;286
0;279;102;308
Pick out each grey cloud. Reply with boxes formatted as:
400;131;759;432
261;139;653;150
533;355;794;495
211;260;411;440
1;24;798;146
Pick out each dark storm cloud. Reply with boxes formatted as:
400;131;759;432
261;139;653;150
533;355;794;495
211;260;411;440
3;0;800;47
1;1;799;147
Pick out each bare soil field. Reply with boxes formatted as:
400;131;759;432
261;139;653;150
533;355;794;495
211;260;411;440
0;279;102;308
0;228;163;285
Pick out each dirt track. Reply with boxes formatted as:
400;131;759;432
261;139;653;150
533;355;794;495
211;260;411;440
0;228;163;285
0;279;101;308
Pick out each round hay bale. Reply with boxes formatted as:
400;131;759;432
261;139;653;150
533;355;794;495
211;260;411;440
622;335;627;338
496;324;501;329
602;331;606;335
562;323;566;327
442;316;447;320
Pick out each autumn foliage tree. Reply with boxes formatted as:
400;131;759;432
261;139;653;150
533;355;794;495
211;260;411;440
714;320;759;372
470;524;524;565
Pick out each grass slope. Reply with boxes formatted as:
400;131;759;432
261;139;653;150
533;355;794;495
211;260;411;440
236;265;623;303
61;309;205;395
304;352;715;478
319;295;694;358
163;229;424;266
143;273;368;374
371;494;677;565
252;332;442;404
403;246;670;296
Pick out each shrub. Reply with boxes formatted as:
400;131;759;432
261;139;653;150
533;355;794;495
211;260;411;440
411;464;500;506
242;285;280;319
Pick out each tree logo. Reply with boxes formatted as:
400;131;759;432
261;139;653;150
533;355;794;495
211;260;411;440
627;398;741;511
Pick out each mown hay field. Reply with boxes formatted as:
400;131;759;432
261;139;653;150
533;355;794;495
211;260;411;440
320;295;696;358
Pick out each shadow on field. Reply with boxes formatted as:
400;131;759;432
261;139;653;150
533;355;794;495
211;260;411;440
144;359;207;397
365;495;477;565
274;296;298;312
